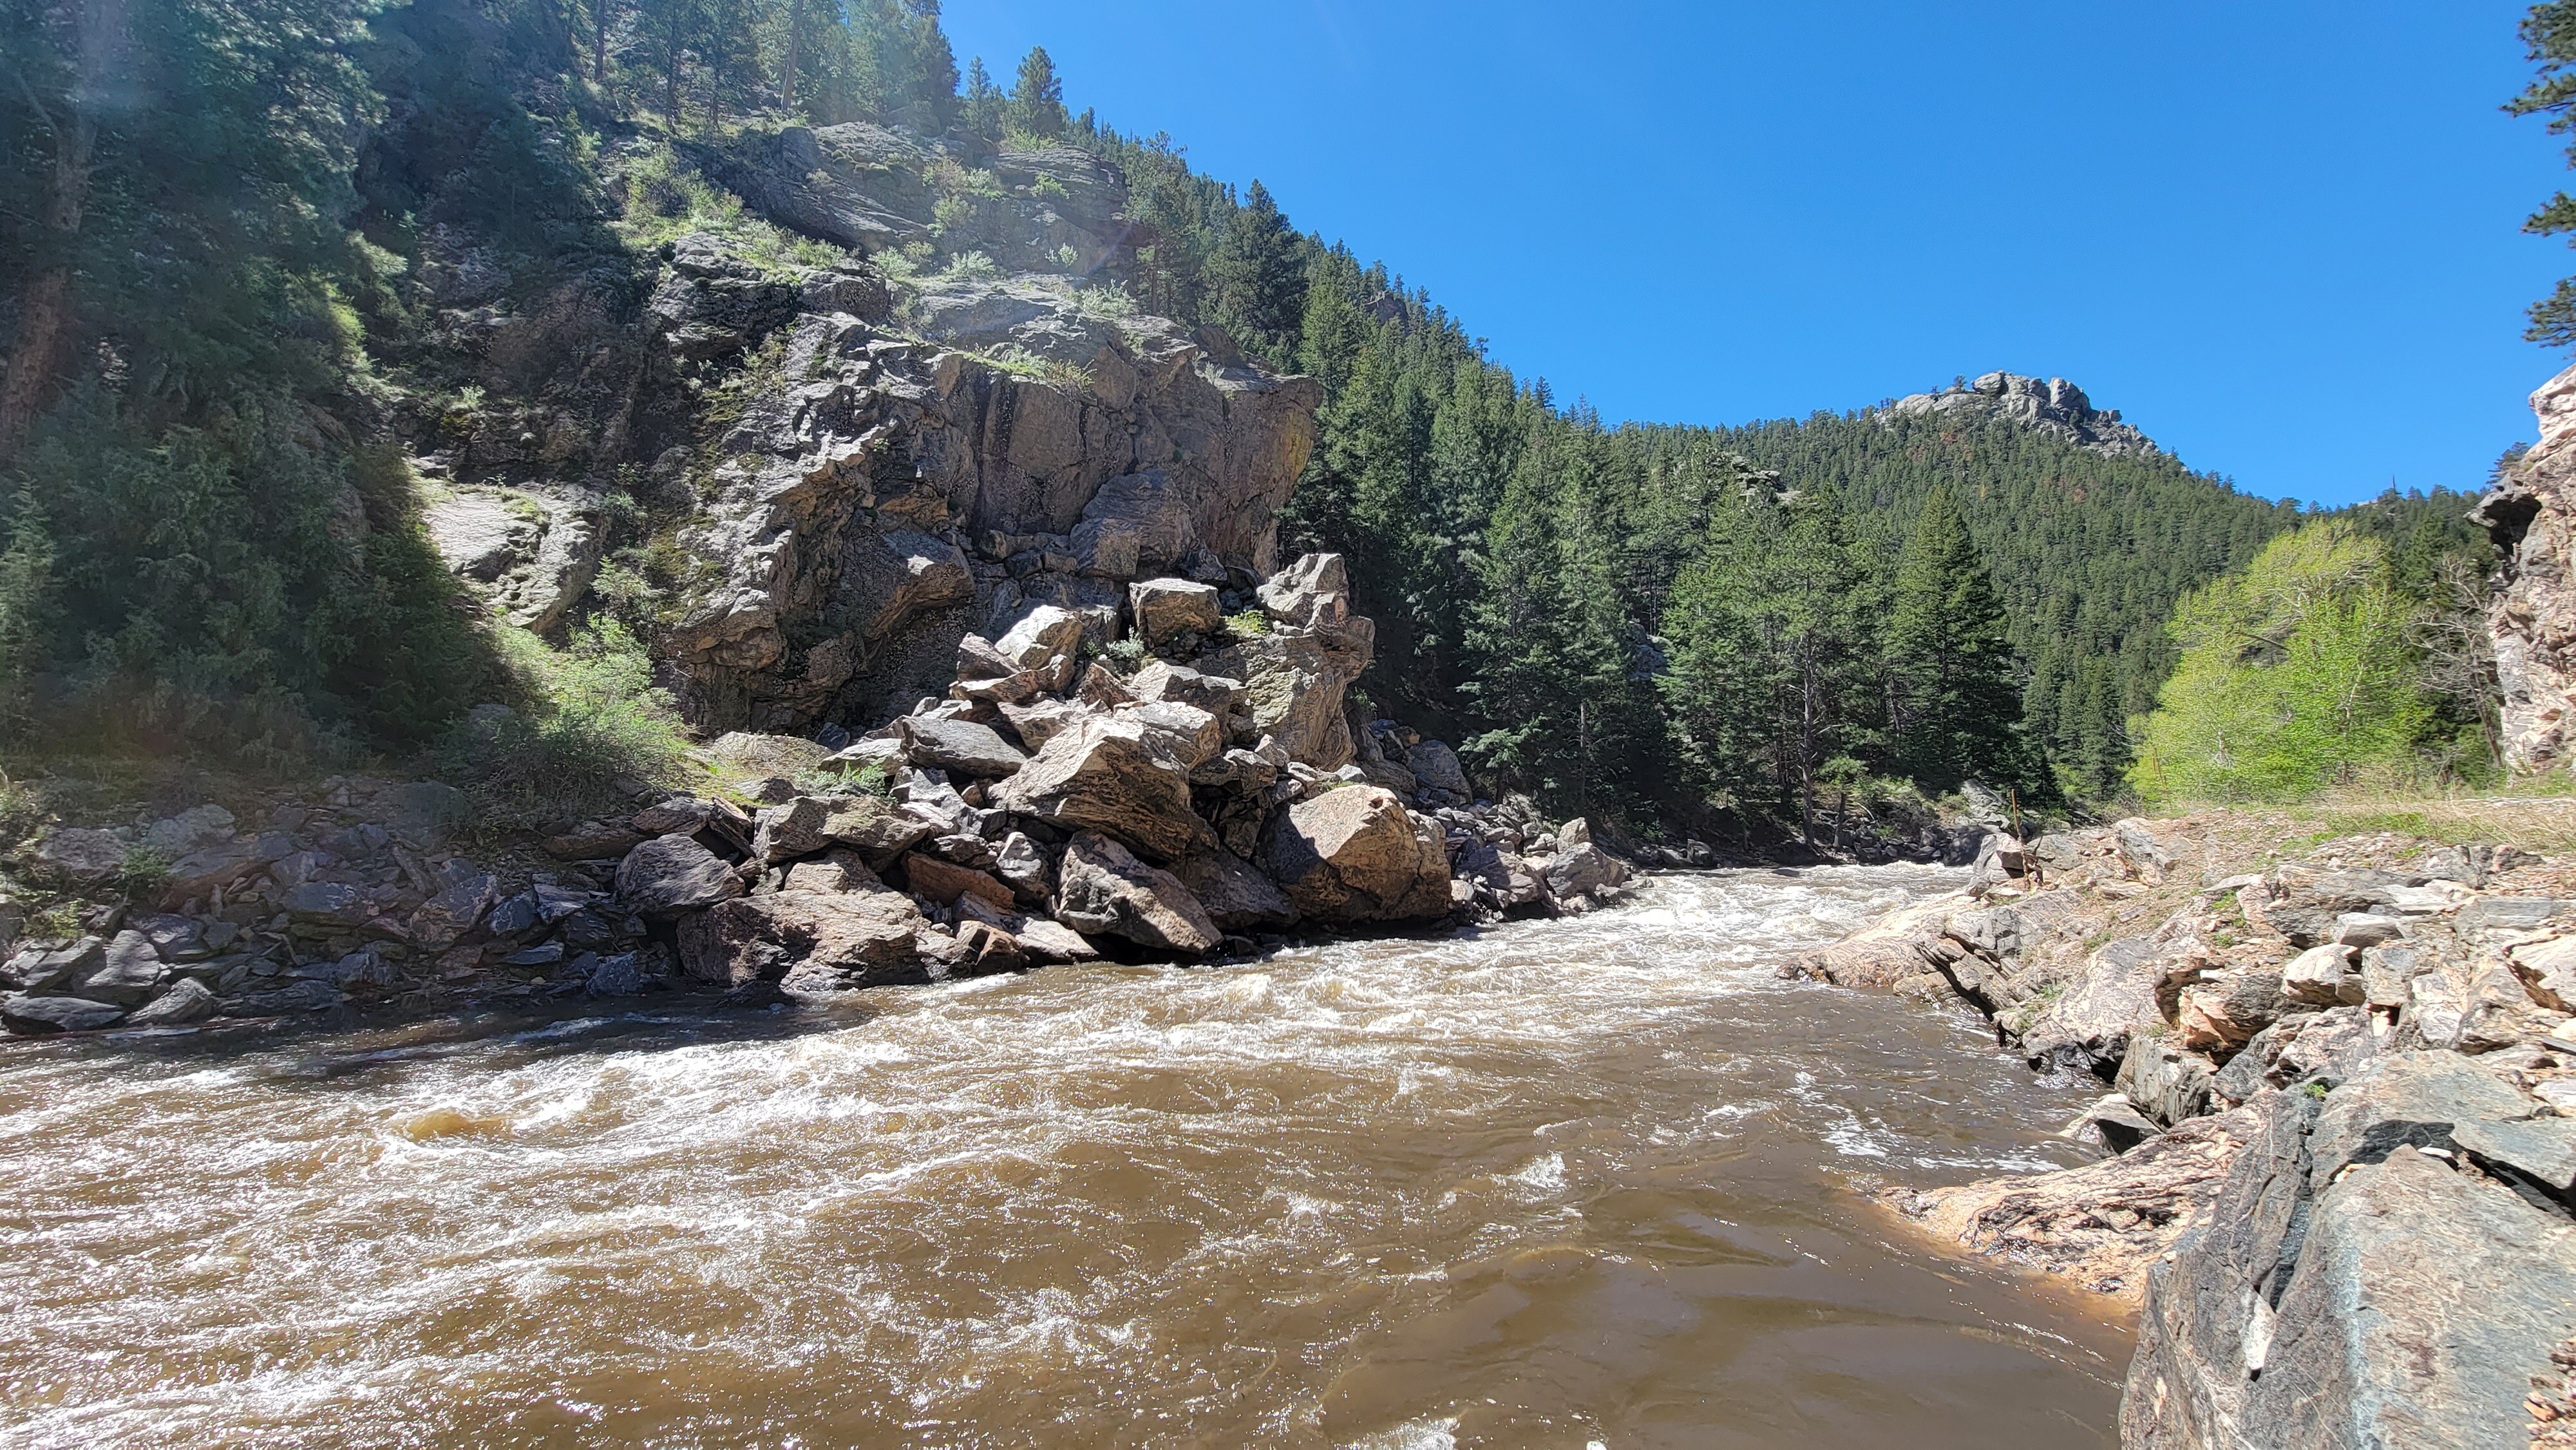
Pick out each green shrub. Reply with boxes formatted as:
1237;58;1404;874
450;620;693;834
1103;637;1149;673
1224;609;1269;640
119;843;172;899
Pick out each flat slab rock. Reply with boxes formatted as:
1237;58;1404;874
1879;1103;2263;1306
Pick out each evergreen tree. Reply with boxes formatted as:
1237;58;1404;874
1005;46;1067;140
961;55;1003;138
1884;485;2042;793
1206;180;1307;362
2509;1;2576;344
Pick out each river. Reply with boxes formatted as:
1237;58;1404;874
1;865;2129;1448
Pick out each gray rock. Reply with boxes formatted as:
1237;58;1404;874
2255;866;2409;946
615;834;748;919
33;827;129;885
4;937;104;994
2281;943;2357;1005
71;932;167;1006
225;978;341;1015
584;952;646;997
281;882;370;928
2328;912;2405;947
1;993;126;1033
127;978;218;1026
1886;372;2161;457
2456;896;2575;934
409;874;496;951
1404;740;1472;802
2273;1004;2378;1087
1126;576;1221;646
992;713;1214;862
993;832;1056;907
1172;849;1298;932
2117;1036;2218;1127
894;715;1029;778
2020;936;2166;1078
2307;1050;2532;1184
2240;1149;2576;1449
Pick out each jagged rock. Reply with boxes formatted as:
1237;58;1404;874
1054;831;1220;954
1405;740;1471;803
808;793;936;870
2251;866;2408;946
2020;936;2166;1078
2510;933;2576;1011
68;931;166;1006
1262;786;1451;925
1119;699;1223;769
952;919;1028;975
1126;660;1242;716
1173;850;1298;931
1783;892;1967;989
1884;372;2160;457
903;854;1016;913
33;827;127;886
894;715;1028;778
225;978;341;1015
2281;943;2358;1005
616;834;748;919
854;527;973;640
994;604;1086;691
679;850;947;993
2475;361;2576;771
1255;552;1349;626
407;874;496;951
2117;1036;2218;1127
1128;576;1220;646
128;978;218;1026
991;713;1213;861
1195;622;1372;769
2;993;126;1033
1542;843;1629;901
993;832;1056;906
4;937;103;995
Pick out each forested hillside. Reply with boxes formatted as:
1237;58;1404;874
0;0;2507;840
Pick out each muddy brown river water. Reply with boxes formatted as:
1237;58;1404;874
0;865;2130;1448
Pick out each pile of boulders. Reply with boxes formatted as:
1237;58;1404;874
0;552;1651;1034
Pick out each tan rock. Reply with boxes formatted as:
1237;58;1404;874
1262;786;1452;924
1055;831;1220;954
990;713;1213;861
903;854;1017;913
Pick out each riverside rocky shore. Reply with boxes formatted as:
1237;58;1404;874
0;554;1680;1035
1804;818;2576;1443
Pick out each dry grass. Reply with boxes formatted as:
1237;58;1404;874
2155;780;2576;856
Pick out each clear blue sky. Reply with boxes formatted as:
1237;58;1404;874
941;1;2570;507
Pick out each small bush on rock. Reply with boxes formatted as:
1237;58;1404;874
452;621;692;834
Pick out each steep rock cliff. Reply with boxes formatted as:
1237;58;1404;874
2476;362;2576;773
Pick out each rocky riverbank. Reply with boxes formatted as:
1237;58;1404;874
1795;813;2576;1444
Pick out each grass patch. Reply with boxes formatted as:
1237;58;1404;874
446;620;697;837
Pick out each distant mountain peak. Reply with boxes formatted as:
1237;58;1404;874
1883;372;2161;458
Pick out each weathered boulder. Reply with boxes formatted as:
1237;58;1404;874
895;715;1029;778
2117;1035;2218;1127
992;832;1056;906
1256;551;1350;626
1262;786;1452;925
2474;361;2576;771
813;793;936;871
1173;850;1298;932
409;874;497;952
677;854;938;992
616;834;748;919
2020;936;2166;1078
1542;843;1629;902
33;828;127;886
1126;660;1243;717
991;713;1213;861
128;978;218;1026
3;937;103;995
2251;866;2407;946
903;854;1017;914
1;993;125;1034
2281;943;2358;1005
71;932;166;1006
1128;576;1221;647
1054;831;1220;954
995;604;1087;692
1404;740;1472;802
2174;968;2289;1052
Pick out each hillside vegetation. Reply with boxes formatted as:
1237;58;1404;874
0;0;2515;844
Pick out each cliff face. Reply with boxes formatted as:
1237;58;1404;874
1885;371;2161;457
2476;362;2576;773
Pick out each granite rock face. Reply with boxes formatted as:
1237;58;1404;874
2476;361;2576;773
1884;371;2161;457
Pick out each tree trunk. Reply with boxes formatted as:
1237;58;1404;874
0;107;98;466
593;0;610;82
779;0;801;112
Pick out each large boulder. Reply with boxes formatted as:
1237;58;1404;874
1128;577;1221;647
995;604;1087;692
1054;831;1220;954
1193;619;1373;769
1405;739;1472;803
1173;850;1298;932
819;793;938;870
1;993;125;1034
616;834;748;919
1262;786;1452;924
2019;936;2168;1078
1255;551;1350;626
676;851;940;992
895;715;1029;778
990;712;1213;861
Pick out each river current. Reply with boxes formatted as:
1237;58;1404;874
1;865;2127;1448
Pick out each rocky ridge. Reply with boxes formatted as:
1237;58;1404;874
1799;816;2576;1444
2477;360;2576;773
1884;371;2161;457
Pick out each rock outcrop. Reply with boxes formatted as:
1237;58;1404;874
2476;361;2576;772
1884;372;2160;457
1808;815;2576;1444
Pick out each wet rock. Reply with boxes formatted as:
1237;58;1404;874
951;919;1028;976
223;978;341;1015
1;993;126;1034
677;884;936;992
992;713;1214;862
615;834;749;919
1262;786;1452;925
1054;831;1220;955
126;978;218;1026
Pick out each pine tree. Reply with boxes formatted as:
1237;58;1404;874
1005;45;1067;140
1206;180;1307;362
2510;1;2576;344
961;55;1003;137
1883;485;2040;792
